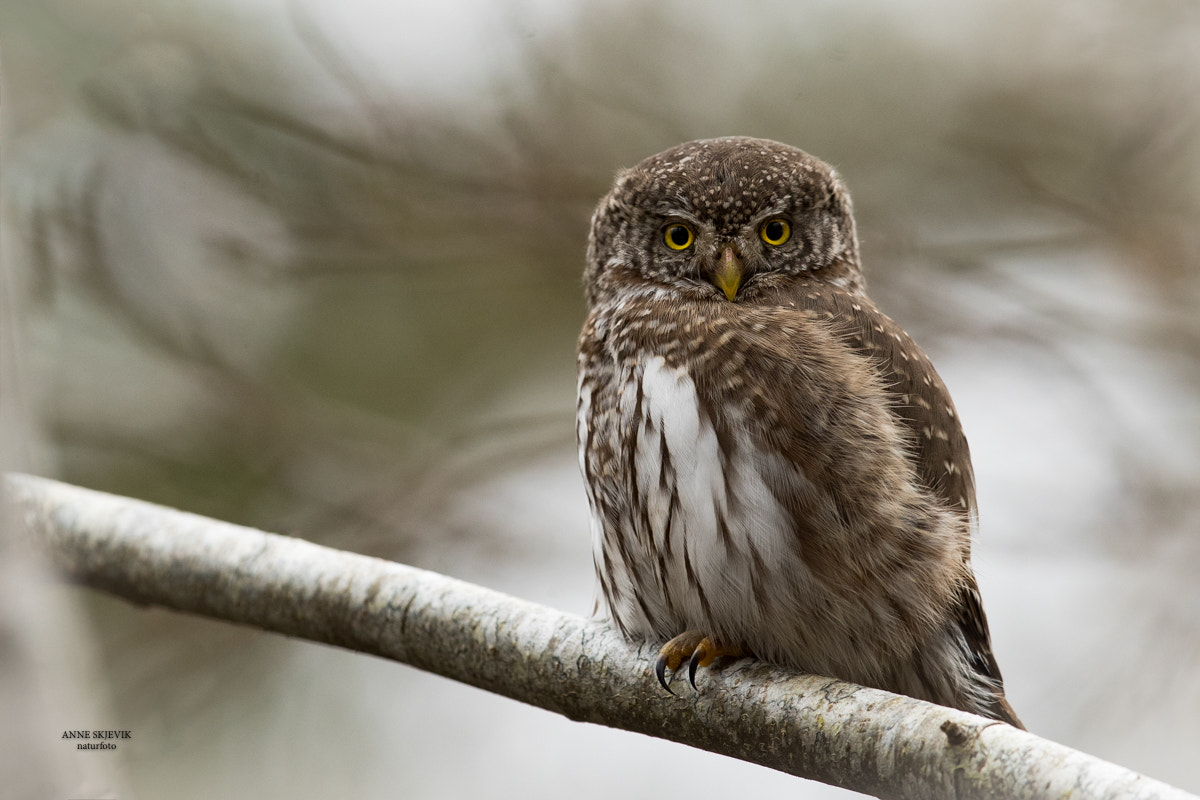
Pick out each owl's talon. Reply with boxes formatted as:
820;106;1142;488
656;631;743;693
654;654;676;694
655;631;702;695
687;650;703;689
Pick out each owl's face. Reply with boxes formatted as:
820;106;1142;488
585;137;863;308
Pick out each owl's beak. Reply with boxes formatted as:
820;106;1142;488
708;246;744;301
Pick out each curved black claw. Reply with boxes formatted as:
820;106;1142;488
655;654;676;695
687;650;703;690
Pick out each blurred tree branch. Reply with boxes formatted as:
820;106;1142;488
7;473;1195;800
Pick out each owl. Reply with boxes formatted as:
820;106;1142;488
576;136;1022;728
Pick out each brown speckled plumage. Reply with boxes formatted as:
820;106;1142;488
576;137;1021;726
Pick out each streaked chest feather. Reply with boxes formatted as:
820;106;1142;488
579;352;818;646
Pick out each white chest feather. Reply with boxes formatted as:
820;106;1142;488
589;356;819;645
636;356;724;564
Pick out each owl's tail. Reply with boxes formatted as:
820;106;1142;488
991;693;1026;730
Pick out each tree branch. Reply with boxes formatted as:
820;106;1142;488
7;473;1195;800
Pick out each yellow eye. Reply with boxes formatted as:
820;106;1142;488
760;218;791;246
663;223;694;251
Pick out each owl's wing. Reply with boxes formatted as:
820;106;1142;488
785;286;975;515
784;284;1020;725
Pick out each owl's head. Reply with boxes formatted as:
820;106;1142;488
585;137;862;307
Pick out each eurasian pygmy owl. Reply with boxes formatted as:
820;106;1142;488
576;136;1022;727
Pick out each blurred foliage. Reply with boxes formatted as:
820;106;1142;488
3;0;1198;602
7;0;1198;556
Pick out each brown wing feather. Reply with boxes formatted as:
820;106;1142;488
785;286;975;515
781;283;1023;728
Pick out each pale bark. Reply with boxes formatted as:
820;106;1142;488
7;473;1196;800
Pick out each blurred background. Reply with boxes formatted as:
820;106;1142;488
2;0;1199;797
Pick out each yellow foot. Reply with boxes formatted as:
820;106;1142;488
654;631;744;693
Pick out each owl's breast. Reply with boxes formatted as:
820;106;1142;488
578;297;970;677
580;343;819;647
